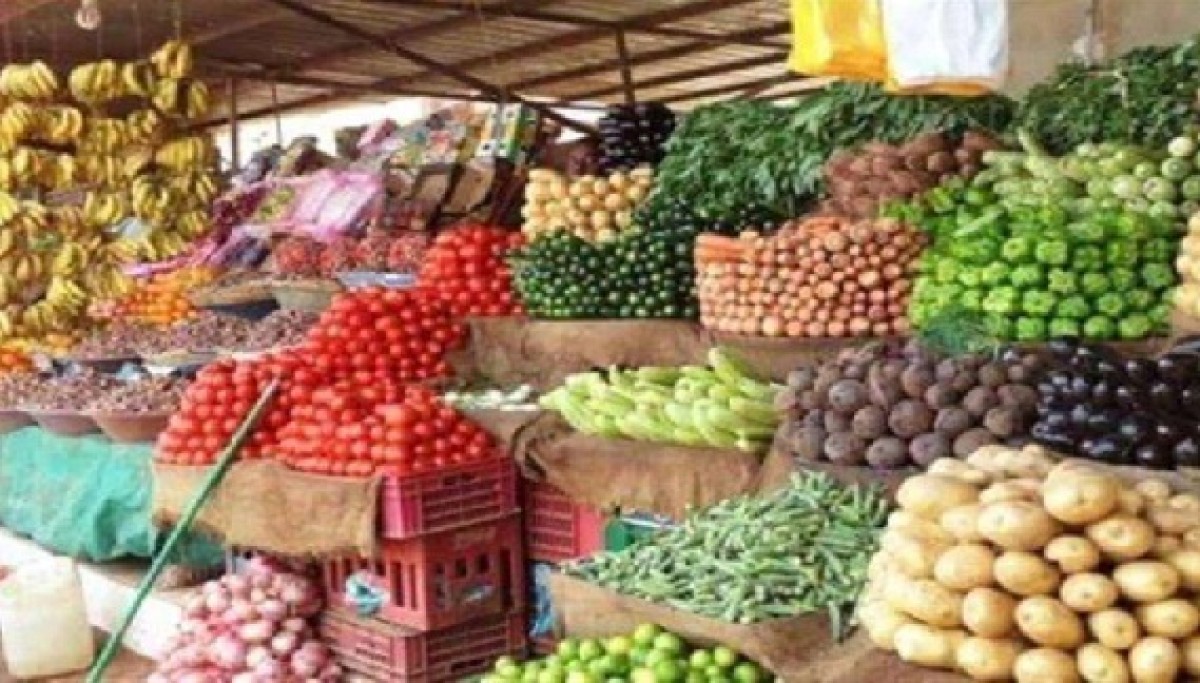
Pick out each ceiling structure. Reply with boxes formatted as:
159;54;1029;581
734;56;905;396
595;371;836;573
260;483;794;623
0;0;820;133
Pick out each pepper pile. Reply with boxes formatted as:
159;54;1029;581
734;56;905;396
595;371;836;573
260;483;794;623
900;184;1177;341
1032;339;1200;469
418;223;523;317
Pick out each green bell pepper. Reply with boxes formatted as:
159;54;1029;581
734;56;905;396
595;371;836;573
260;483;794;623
983;315;1014;339
978;262;1009;287
1047;269;1078;296
934;260;962;284
1009;264;1046;288
1109;268;1137;291
1021;290;1058;317
1015;317;1048;342
1083;315;1117;340
1126;289;1156;311
1141;238;1178;263
1117;313;1153;340
1049;318;1081;339
1106;242;1139;267
1055;295;1091;320
1034;240;1070;266
982;287;1020;317
1079;273;1110;297
1095;293;1128;318
958;289;984;311
1001;236;1035;263
1073;245;1104;271
1140;263;1177;291
1067;220;1106;243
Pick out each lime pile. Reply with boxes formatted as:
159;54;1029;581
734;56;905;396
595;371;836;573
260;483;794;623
481;623;772;683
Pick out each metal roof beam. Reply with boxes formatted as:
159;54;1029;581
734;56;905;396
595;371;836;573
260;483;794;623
565;52;784;101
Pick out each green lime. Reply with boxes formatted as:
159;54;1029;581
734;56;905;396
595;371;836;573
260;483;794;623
653;659;686;682
522;670;541;683
496;662;522;679
653;632;685;655
565;672;598;683
606;653;630;675
482;676;506;683
689;651;714;670
605;635;633;656
578;639;604;662
630;647;649;666
732;663;764;683
537;669;566;683
645;649;671;668
566;659;588;673
686;672;707;683
558;639;581;661
543;656;563;670
630;667;657;683
632;623;662;647
495;657;519;673
712;647;738;669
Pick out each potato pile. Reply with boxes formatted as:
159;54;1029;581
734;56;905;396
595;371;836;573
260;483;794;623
696;216;926;337
774;342;1042;468
860;445;1200;682
820;130;1001;219
521;165;654;242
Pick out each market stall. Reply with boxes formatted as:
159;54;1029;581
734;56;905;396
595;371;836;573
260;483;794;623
6;1;1200;682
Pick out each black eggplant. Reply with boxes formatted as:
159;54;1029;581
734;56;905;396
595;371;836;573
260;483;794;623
1067;376;1093;402
1123;358;1157;387
1114;385;1146;410
1094;358;1125;383
1090;381;1115;407
1047;338;1079;359
1135;443;1175;469
1084;436;1134;465
1180;384;1200;416
1032;423;1075;451
1175;437;1200;467
1084;410;1118;435
1149;382;1180;413
1157;353;1199;383
1068;404;1092;431
1155;419;1188;446
1117;414;1155;444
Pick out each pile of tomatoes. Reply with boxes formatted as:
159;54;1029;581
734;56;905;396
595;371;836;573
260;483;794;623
155;287;469;468
419;224;524;317
274;382;496;476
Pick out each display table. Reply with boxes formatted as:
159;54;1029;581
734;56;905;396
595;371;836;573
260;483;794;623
0;427;220;565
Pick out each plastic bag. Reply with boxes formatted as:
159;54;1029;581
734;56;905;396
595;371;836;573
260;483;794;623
881;0;1008;94
788;0;887;81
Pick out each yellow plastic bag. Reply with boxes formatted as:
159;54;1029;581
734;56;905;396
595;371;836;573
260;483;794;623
788;0;887;82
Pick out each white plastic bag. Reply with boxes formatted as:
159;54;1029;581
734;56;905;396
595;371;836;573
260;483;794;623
880;0;1008;93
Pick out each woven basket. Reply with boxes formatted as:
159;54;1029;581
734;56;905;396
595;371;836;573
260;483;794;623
189;280;273;307
270;278;343;313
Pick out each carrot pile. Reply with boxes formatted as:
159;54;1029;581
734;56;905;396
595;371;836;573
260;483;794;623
695;217;926;338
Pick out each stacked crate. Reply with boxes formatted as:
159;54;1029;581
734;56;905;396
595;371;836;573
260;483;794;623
520;479;607;654
317;458;526;682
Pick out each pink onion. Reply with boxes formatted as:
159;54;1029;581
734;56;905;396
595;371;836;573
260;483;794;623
176;671;211;683
250;588;268;604
228;598;257;622
245;645;272;669
289;649;324;678
238;620;275;645
223;574;252;598
281;617;308;635
204;591;231;614
211;634;248;670
319;664;343;681
278;577;316;606
183;595;208;618
253;656;286;679
146;674;171;683
255;598;287;622
270;631;299;657
231;674;257;683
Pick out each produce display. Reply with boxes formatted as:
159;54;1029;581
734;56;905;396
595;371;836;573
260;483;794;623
901;181;1177;342
774;341;1042;468
94;267;215;325
820;131;1000;219
540;348;779;453
521;166;653;242
417;223;523;317
646;83;1012;224
567;471;888;633
85;375;188;413
19;369;118;410
241;310;318;352
695;216;925;337
1032;340;1200;470
597;102;676;173
151;558;339;682
481;624;769;683
157;312;255;354
1173;212;1200;319
512;222;698;319
273;382;497;476
860;446;1200;683
1016;37;1200;154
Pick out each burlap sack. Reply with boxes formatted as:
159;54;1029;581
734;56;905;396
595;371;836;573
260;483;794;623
152;460;379;557
549;574;966;683
511;412;790;519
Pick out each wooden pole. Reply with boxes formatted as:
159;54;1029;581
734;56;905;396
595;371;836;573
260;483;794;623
227;77;241;172
615;29;636;106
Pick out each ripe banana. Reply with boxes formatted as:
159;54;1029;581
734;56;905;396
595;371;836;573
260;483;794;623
151;40;193;80
0;61;59;100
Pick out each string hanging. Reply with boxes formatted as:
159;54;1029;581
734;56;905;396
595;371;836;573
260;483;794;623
271;81;283;145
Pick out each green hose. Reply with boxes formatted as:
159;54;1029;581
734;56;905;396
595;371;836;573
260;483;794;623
86;380;279;683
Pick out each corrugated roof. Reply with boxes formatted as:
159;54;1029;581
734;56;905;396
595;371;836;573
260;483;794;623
3;0;815;132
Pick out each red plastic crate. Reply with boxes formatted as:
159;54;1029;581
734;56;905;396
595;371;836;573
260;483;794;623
321;608;526;682
322;514;525;631
381;457;518;540
523;480;606;563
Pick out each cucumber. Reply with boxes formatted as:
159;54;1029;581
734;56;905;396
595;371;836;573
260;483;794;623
593;394;635;416
694;420;740;449
682;366;718;383
705;404;749;432
566;372;605;390
707;384;737;402
737;377;779;402
591;415;623;438
728;396;778;426
637;366;682;385
708;347;763;386
734;424;777;441
672;427;707;447
663;402;695;428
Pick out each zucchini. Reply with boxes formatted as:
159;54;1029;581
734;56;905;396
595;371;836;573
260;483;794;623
728;397;778;426
663;402;696;428
637;366;683;385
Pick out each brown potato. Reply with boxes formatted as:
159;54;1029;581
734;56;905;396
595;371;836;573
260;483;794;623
1113;561;1181;603
1088;609;1141;651
995;551;1062;597
1086;516;1156;562
1044;535;1102;574
1016;596;1086;649
1128;637;1181;683
1059;573;1119;613
957;636;1023;681
1075;643;1130;683
1136;599;1200;639
963;587;1018;638
1014;648;1081;683
934;544;996;592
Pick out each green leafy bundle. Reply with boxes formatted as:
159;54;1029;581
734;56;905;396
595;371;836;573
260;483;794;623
1015;37;1200;155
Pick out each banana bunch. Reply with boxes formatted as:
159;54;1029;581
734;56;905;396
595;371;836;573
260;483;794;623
50;206;88;240
0;192;18;225
122;148;154;180
38;153;76;189
79;117;130;153
129;176;178;223
0;103;43;147
121;61;158;98
151;78;210;120
50;242;90;277
174;210;210;239
167;170;219;205
150;40;194;80
154;135;215;171
0;251;48;285
0;147;66;191
128;229;190;261
76;153;123;188
126;108;166;145
68;59;122;105
37;106;85;145
0;62;59;101
81;191;127;229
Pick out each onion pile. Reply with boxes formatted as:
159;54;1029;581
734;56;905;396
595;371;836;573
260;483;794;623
820;131;1000;219
521;166;654;242
150;558;339;683
696;216;926;337
1174;212;1200;319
